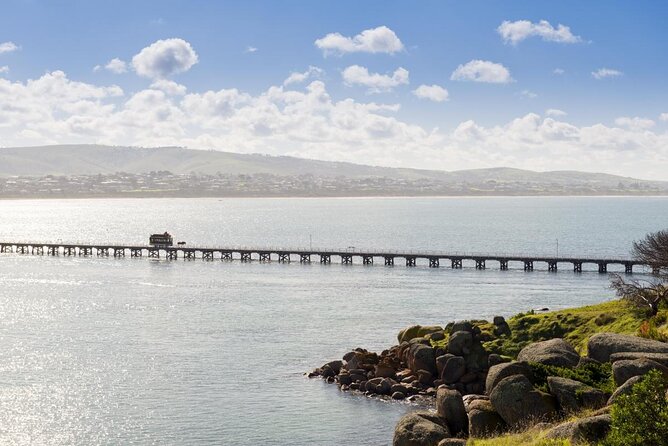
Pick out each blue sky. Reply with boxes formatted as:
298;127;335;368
1;0;668;178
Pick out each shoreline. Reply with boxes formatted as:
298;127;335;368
2;193;668;202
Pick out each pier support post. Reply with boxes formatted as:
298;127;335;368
341;255;352;265
32;246;44;255
221;251;232;261
499;260;508;270
475;259;486;270
203;250;214;261
624;263;633;274
405;256;416;267
429;258;439;268
240;252;252;262
148;249;159;258
384;256;394;266
451;259;462;269
0;244;11;253
17;245;27;254
47;246;58;256
259;252;270;262
573;262;582;273
166;250;178;260
113;248;125;257
278;253;290;263
64;247;75;256
524;260;534;271
320;254;331;264
598;263;608;274
300;254;311;263
130;248;141;257
96;247;109;257
80;247;92;256
183;250;196;260
362;255;373;265
548;261;558;272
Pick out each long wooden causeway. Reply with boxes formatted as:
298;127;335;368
0;241;646;273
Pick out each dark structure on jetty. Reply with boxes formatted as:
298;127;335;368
0;241;645;273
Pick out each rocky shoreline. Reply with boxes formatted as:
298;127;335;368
309;309;668;445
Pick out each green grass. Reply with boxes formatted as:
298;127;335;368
482;300;666;358
467;429;572;446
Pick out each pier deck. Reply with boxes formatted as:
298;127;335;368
0;241;647;273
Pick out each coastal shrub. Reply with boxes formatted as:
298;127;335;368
638;318;668;342
600;369;668;446
528;361;614;394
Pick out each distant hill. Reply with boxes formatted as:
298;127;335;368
0;144;665;190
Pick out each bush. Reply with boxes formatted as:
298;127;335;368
528;362;614;394
601;369;668;446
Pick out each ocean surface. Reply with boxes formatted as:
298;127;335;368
0;196;667;445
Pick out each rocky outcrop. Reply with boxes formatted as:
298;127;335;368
466;398;506;438
517;338;580;368
587;333;668;363
489;375;557;429
397;325;444;344
436;388;468;437
545;414;612;444
607;375;643;405
609;351;668;367
393;411;450;446
611;357;668;386
547;376;607;413
485;361;533;394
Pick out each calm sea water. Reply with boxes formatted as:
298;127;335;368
0;196;667;445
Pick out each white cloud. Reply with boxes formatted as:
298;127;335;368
546;109;567;117
245;46;258;53
451;60;513;84
150;79;187;96
615;116;655;130
661;113;668;122
553;68;565;75
413;84;449;102
342;65;409;93
315;26;404;55
592;68;623;79
94;58;127;74
0;66;8;75
132;38;198;79
283;66;323;86
1;70;668;180
0;42;19;54
497;20;582;45
105;58;127;74
520;90;537;99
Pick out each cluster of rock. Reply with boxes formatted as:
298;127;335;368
309;320;509;401
393;332;668;445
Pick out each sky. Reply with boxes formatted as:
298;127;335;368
1;0;668;179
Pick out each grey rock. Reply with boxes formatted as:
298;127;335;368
448;331;473;356
607;375;643;405
393;411;450;446
587;333;668;363
485;361;533;394
392;391;406;400
408;344;437;376
436;354;455;377
489;375;557;429
441;356;466;384
609;351;668;367
547;376;607;413
487;353;507;368
450;321;473;334
324;360;343;374
436;388;468;436
545;414;611;444
612;357;668;386
517;338;580;368
438;439;467;446
468;403;507;438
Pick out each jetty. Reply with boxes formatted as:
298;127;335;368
0;241;647;273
